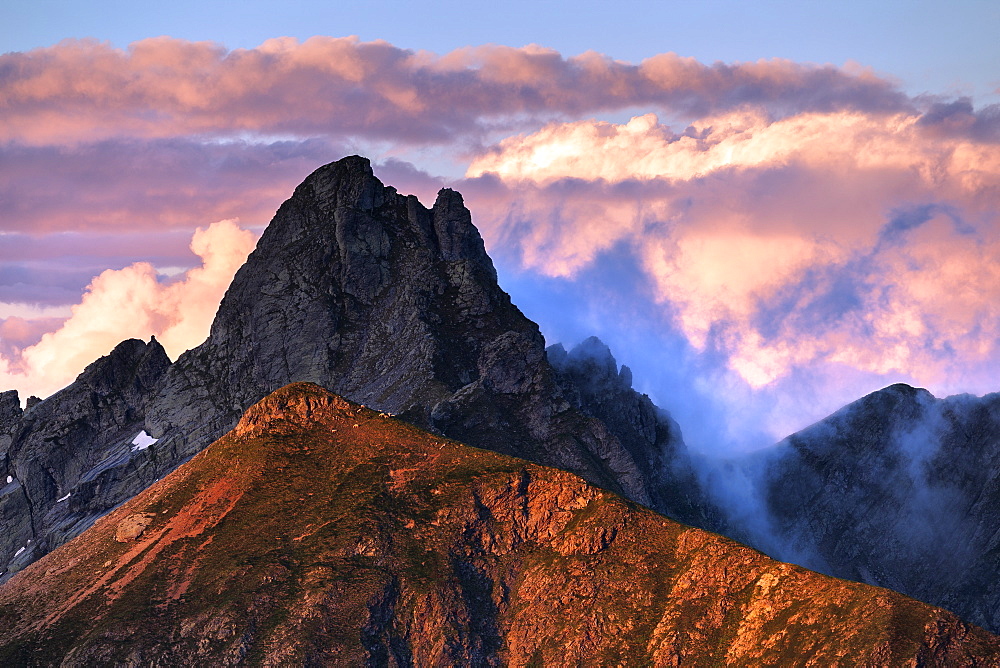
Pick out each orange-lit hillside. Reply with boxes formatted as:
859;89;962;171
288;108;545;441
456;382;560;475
0;382;995;666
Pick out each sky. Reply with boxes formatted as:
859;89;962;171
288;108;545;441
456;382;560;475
1;0;999;452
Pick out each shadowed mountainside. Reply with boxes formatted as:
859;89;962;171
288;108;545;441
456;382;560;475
0;340;170;576
1;383;997;667
758;383;1000;635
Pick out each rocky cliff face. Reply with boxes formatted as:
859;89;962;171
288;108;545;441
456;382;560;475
145;158;524;452
759;383;1000;634
0;339;170;581
1;383;996;667
145;155;695;511
1;156;700;579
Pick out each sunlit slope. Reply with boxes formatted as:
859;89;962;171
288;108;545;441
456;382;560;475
1;383;996;666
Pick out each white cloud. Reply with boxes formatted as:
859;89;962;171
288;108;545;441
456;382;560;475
0;220;256;399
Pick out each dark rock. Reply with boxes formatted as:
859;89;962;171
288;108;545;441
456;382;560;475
760;383;1000;633
547;337;718;527
0;338;171;580
0;389;20;462
0;391;21;430
143;156;695;510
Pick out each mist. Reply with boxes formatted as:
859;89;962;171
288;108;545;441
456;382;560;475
532;287;1000;624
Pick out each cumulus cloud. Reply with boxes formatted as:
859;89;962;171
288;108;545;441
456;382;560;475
462;109;1000;396
4;34;1000;442
0;221;256;399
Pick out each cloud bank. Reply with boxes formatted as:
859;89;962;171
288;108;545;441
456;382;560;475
0;138;338;234
2;37;914;146
462;108;1000;412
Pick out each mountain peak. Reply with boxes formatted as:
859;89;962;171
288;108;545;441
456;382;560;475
549;336;621;385
875;382;934;403
298;154;378;209
0;390;20;425
233;381;362;437
431;186;492;266
179;155;522;413
2;156;703;582
75;337;171;397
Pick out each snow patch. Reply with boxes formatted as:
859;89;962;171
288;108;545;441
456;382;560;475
57;493;71;502
130;430;158;452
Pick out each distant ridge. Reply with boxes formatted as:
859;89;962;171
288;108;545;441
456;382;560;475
758;383;1000;634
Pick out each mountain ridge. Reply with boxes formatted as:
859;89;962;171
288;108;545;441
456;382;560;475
755;381;1000;634
6;154;1000;646
1;337;171;576
1;382;996;666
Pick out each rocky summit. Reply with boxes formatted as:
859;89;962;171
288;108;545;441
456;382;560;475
1;156;706;581
1;383;996;667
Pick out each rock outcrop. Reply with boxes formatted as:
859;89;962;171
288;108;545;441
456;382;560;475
758;383;1000;634
1;383;996;666
1;156;699;578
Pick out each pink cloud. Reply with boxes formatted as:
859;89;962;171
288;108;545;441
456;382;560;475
0;316;65;371
3;34;998;439
459;110;1000;394
0;221;257;399
0;138;335;233
1;37;913;146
